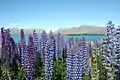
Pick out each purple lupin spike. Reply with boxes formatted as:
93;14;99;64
105;21;116;80
41;30;47;63
20;29;28;69
27;35;35;80
44;31;55;80
67;37;74;49
55;32;63;59
80;37;88;74
1;27;5;47
33;29;39;51
66;46;74;80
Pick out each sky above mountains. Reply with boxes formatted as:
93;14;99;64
0;0;120;32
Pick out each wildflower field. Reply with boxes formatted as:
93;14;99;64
0;21;120;80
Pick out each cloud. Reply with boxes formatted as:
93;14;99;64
9;22;20;26
44;27;59;33
3;22;21;28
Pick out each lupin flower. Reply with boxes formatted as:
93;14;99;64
88;42;92;55
49;31;56;60
67;37;74;49
66;45;75;80
66;43;88;80
69;46;76;80
101;38;107;66
75;47;83;80
114;26;120;79
66;37;89;80
5;29;15;52
27;35;35;80
41;30;47;63
115;26;120;55
55;32;63;59
20;43;28;69
4;29;9;47
72;45;84;80
38;39;42;57
61;36;67;58
1;28;5;60
44;31;55;80
103;21;118;80
80;37;88;74
4;29;14;66
20;29;28;69
33;30;39;51
1;27;5;47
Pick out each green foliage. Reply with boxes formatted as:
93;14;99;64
0;66;13;80
34;56;67;80
0;59;27;80
53;58;67;80
90;47;108;80
82;75;91;80
99;66;107;80
34;52;45;80
14;61;27;80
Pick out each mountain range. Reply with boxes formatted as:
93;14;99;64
1;25;106;35
55;25;106;35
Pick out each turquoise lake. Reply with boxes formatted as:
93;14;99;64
11;35;105;42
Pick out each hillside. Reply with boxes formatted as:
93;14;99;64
55;25;106;35
9;28;43;35
0;25;106;35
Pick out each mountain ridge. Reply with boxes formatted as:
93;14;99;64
0;25;106;35
54;25;106;35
